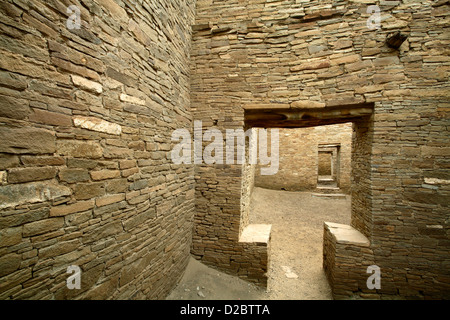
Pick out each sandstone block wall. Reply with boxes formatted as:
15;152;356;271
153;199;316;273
192;0;449;298
0;0;195;299
254;123;352;192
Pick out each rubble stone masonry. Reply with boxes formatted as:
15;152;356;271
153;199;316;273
0;0;196;299
0;0;449;300
255;123;352;192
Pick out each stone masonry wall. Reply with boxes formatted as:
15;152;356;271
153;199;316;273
254;123;352;192
0;0;196;299
191;0;449;298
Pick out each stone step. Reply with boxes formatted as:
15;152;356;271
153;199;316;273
311;193;347;199
315;186;341;193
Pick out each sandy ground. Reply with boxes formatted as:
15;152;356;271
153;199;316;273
166;187;351;300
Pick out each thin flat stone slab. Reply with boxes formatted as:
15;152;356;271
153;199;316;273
239;224;272;244
0;181;71;209
324;222;370;247
243;103;289;110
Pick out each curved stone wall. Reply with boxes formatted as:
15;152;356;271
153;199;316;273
0;0;196;299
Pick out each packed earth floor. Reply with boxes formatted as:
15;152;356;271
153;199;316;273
167;187;351;300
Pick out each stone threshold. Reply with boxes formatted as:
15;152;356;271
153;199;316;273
239;224;272;244
312;193;347;199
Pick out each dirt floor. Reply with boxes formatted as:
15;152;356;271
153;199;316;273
166;187;351;300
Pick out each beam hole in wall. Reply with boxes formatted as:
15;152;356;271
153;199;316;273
317;144;341;190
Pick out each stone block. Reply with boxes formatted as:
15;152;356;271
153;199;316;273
0;253;21;277
96;0;128;23
290;100;325;109
95;194;125;207
71;75;103;94
105;67;134;86
83;220;123;244
0;95;30;120
243;103;288;110
90;169;120;181
123;208;156;231
119;93;146;106
129;179;148;190
50;200;95;217
0;71;27;91
421;146;450;157
128;141;145;151
58;168;90;183
56;140;103;159
67;158;98;169
331;54;360;65
0;127;56;154
372;73;405;84
38;239;80;259
0;181;71;210
106;178;128;193
73;116;122;135
65;210;92;227
334;39;353;49
122;167;139;177
51;57;100;81
0;226;22;248
74;182;105;200
239;224;272;244
325;222;370;247
29;109;72;126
